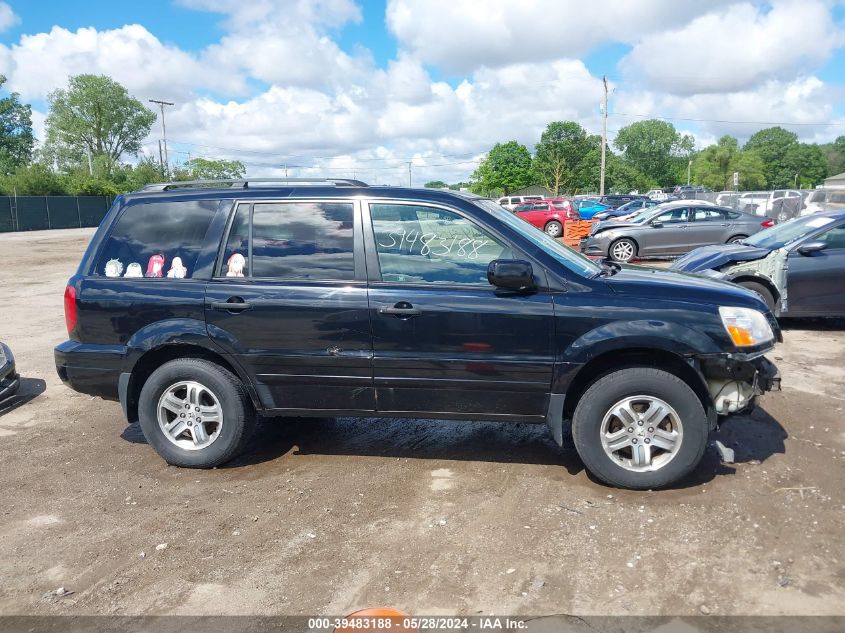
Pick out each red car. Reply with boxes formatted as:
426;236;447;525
512;199;580;237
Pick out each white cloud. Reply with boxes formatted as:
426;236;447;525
0;2;19;33
385;0;736;74
620;0;845;95
612;76;842;143
1;0;844;186
0;25;215;102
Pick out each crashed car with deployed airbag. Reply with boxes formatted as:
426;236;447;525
672;210;845;317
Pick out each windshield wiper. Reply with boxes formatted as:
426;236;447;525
594;259;621;278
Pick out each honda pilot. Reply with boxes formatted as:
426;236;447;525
55;179;781;489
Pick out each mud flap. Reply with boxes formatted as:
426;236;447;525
545;393;566;446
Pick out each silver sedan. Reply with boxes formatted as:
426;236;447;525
580;202;772;262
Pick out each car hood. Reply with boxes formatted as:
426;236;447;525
605;265;765;309
590;220;641;235
671;243;772;272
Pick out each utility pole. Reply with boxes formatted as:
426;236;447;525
408;161;412;188
687;159;692;185
149;99;174;177
86;147;93;176
600;75;608;196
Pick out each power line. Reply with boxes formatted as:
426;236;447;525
609;112;845;127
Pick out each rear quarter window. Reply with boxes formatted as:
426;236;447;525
95;200;218;278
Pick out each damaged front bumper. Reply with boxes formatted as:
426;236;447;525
700;354;781;416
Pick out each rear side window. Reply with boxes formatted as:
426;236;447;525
220;201;355;280
96;200;217;278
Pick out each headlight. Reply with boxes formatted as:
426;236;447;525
718;306;774;347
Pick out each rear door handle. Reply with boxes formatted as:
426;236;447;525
379;302;422;317
209;300;252;312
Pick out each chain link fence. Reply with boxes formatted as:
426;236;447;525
0;196;115;233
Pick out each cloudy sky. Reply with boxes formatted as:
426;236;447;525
0;0;844;184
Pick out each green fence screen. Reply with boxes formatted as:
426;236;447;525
0;196;114;232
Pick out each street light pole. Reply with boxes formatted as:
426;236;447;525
149;99;174;178
600;75;608;196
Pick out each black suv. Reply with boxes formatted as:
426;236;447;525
55;179;780;489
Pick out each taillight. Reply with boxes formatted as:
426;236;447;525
64;285;77;336
761;219;775;227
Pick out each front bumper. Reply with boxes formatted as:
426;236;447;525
0;343;19;402
701;354;780;416
580;236;607;256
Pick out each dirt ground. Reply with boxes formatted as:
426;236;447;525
0;228;844;617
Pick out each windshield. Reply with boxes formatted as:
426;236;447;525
807;191;826;203
744;214;836;249
475;199;601;277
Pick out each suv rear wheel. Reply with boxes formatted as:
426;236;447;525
138;358;255;468
572;367;708;489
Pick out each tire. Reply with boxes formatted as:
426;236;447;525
545;220;563;238
138;358;256;468
571;367;709;490
609;238;637;263
727;235;747;244
737;280;775;312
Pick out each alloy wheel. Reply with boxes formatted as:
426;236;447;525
599;395;683;472
157;380;223;450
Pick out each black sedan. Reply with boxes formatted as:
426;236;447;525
0;341;19;402
672;210;845;317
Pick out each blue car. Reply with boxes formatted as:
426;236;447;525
574;199;611;219
593;199;659;221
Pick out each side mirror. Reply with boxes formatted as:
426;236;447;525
797;240;827;256
651;221;663;228
487;259;535;291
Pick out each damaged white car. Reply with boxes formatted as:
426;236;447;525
672;211;845;318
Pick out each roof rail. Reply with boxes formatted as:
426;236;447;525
139;177;369;192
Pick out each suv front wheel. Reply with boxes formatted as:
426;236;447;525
138;358;256;468
572;367;708;489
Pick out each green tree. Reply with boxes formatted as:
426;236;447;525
44;74;156;168
424;180;448;188
172;157;246;181
0;163;68;195
691;136;768;191
0;76;34;175
470;141;534;195
780;143;827;188
691;135;739;191
533;121;593;195
821;136;845;177
743;127;799;188
613;119;693;187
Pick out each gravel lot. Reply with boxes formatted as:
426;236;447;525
0;228;844;617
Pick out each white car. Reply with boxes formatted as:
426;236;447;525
645;189;669;201
801;189;845;216
739;190;802;216
497;195;544;211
